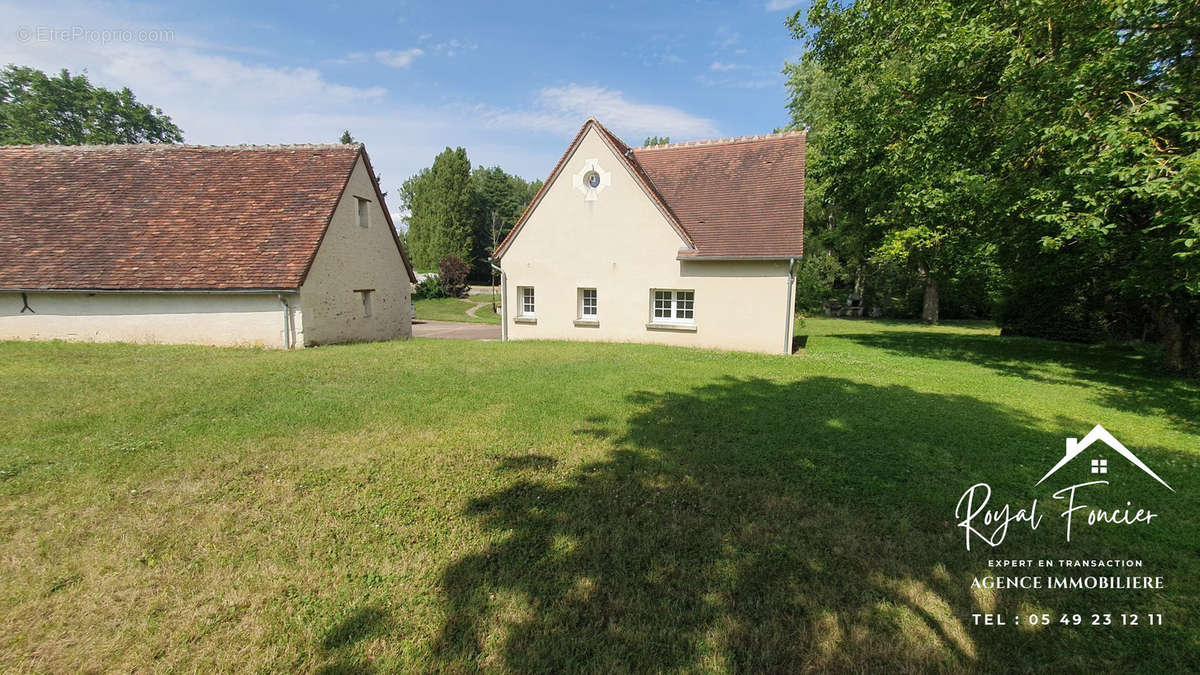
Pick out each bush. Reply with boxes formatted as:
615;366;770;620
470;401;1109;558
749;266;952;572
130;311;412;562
413;275;447;299
793;255;844;313
437;256;470;299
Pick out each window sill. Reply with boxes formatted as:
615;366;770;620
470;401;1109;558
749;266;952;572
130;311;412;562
646;322;696;333
514;316;537;325
573;319;600;327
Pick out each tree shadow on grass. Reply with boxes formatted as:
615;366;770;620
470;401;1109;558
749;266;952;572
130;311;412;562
316;605;389;674
433;376;1194;672
835;330;1200;435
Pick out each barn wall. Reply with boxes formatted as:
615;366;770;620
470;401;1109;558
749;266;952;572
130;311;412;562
0;292;298;348
299;155;413;346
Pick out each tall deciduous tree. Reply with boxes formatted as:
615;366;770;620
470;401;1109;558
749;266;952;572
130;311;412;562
790;0;1199;374
0;65;182;145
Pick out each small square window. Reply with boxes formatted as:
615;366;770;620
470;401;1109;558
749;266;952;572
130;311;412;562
519;286;535;317
356;288;374;317
579;288;597;319
653;290;673;319
356;197;370;228
1091;458;1107;474
676;291;694;320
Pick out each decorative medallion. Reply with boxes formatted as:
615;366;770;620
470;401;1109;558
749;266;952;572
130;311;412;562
572;158;611;201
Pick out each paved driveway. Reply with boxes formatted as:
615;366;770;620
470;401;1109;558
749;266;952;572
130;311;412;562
412;320;501;340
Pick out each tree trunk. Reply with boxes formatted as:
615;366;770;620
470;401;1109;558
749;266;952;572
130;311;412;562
1158;306;1200;377
922;277;940;324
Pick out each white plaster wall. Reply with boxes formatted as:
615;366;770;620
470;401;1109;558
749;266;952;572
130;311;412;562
500;126;795;354
299;155;413;346
0;292;297;347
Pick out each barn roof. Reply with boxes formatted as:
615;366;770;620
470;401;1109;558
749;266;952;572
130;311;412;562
0;143;415;290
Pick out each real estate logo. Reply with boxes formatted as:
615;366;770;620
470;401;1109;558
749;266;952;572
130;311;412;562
954;425;1174;551
1035;424;1173;492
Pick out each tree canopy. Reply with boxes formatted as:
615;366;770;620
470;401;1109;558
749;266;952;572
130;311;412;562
787;0;1200;374
401;148;541;275
0;65;182;145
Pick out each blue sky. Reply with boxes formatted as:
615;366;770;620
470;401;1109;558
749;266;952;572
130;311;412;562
1;0;808;214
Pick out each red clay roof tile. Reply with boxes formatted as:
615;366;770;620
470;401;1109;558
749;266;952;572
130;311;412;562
495;119;805;260
0;143;413;290
632;132;805;259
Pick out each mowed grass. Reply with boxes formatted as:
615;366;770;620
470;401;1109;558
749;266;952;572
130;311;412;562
0;319;1198;672
414;297;501;324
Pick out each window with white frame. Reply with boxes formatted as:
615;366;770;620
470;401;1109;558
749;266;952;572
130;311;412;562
519;286;536;316
579;288;597;320
652;289;695;323
356;197;370;228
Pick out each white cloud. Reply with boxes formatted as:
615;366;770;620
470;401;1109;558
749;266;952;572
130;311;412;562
765;0;802;10
374;47;423;68
432;38;477;57
481;84;719;140
0;2;502;184
0;2;677;188
709;61;742;72
695;73;779;90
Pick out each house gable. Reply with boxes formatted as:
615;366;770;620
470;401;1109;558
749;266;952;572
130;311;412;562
300;147;417;287
299;153;414;346
494;120;694;261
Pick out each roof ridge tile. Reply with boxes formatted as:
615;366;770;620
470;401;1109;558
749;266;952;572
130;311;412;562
0;143;360;152
632;129;806;152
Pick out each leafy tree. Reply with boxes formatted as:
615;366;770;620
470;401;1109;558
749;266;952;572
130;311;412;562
403;154;541;277
790;0;1200;374
0;65;182;144
402;147;474;269
792;253;843;312
642;136;671;146
469;165;542;278
339;130;355;144
437;256;471;298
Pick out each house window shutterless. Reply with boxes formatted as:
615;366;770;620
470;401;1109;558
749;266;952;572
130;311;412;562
520;287;535;317
652;289;695;324
580;288;597;319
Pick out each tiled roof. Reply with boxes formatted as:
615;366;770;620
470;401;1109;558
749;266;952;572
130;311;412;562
495;119;805;260
632;131;805;259
0;143;415;290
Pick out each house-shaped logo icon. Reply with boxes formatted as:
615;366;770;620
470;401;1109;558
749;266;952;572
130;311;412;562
1035;424;1174;492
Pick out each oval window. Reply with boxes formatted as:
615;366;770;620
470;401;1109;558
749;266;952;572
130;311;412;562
585;170;601;188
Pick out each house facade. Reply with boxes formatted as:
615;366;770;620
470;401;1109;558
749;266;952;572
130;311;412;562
0;143;415;348
493;119;805;354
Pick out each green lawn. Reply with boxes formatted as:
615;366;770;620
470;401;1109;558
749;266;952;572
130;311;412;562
1;319;1197;672
414;296;501;324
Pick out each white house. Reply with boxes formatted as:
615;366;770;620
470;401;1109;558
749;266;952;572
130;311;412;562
493;119;806;354
0;143;416;348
